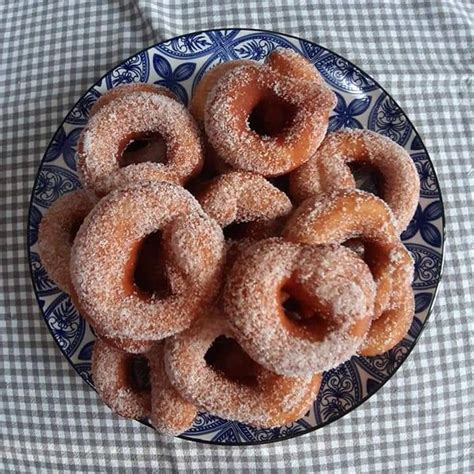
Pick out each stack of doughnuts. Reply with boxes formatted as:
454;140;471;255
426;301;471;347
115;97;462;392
38;47;419;435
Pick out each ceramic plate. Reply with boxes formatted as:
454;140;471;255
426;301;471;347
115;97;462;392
27;28;445;445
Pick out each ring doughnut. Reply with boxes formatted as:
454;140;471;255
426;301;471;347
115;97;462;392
165;312;322;428
37;191;153;353
289;129;420;232
205;60;336;176
92;339;196;434
223;238;375;376
77;91;204;196
71;181;225;340
89;84;180;171
92;338;151;419
147;343;197;435
282;189;415;351
38;190;96;294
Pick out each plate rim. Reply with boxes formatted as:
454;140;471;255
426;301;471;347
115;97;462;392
26;27;447;446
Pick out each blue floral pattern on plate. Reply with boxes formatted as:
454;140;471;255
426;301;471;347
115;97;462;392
30;251;59;296
65;87;101;126
43;294;85;357
27;29;444;446
329;92;372;131
406;243;443;290
105;52;150;88
354;339;412;381
411;152;439;198
28;205;42;246
152;54;195;105
368;93;412;145
33;165;81;208
315;54;377;93
315;361;362;424
44;126;82;171
401;202;443;247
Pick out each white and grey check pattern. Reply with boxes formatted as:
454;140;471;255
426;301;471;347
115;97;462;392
1;1;472;472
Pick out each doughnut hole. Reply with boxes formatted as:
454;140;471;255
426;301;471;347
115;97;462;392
343;237;366;258
120;132;167;167
128;355;151;391
348;238;393;318
248;92;297;137
223;221;253;241
204;335;261;386
68;220;83;244
269;174;290;194
349;162;385;197
279;280;333;342
224;218;285;242
130;231;172;300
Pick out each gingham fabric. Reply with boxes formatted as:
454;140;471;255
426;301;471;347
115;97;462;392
1;1;473;472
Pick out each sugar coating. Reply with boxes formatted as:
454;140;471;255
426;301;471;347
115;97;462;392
92;339;150;419
63;52;421;429
38;190;96;294
92;338;197;433
265;48;327;88
90;83;179;117
361;282;415;356
147;343;197;435
284;189;400;242
289;129;420;232
100;335;154;355
283;189;414;328
204;61;336;176
197;171;292;226
70;181;225;340
222;239;376;377
78;91;203;196
189;59;251;126
165;311;322;428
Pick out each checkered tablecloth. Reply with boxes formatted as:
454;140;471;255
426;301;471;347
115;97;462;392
1;1;473;472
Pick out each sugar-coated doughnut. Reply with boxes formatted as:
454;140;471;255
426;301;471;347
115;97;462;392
38;190;96;294
189;61;249;177
37;191;153;352
289;129;420;232
165;312;322;428
205;60;336;176
89;84;179;170
283;189;415;350
92;339;196;434
78;91;203;196
147;343;197;435
92;338;151;419
71;181;225;341
223;239;375;376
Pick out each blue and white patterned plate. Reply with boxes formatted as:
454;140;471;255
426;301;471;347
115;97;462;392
27;29;445;446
